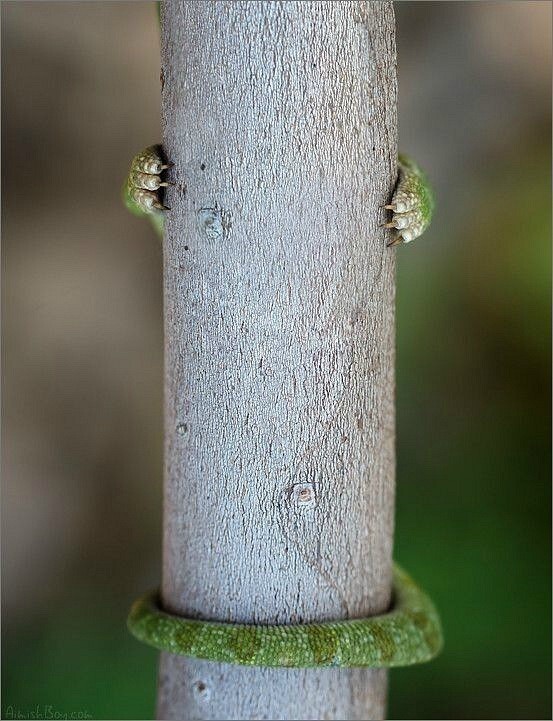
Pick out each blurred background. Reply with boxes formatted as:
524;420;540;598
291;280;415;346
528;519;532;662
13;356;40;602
2;2;550;719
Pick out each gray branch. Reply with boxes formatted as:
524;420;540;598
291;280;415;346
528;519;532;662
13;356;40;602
158;2;397;718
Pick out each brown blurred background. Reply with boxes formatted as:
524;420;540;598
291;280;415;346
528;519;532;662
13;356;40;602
2;3;551;719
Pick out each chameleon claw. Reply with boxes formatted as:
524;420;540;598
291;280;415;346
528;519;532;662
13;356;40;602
125;145;173;217
384;155;434;244
387;236;403;248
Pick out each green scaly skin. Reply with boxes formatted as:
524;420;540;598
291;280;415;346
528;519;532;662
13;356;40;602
127;564;442;668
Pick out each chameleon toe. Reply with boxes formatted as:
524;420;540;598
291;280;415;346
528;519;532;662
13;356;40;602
386;154;434;245
123;144;172;226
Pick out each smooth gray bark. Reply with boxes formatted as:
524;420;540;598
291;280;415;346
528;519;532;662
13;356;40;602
158;2;397;719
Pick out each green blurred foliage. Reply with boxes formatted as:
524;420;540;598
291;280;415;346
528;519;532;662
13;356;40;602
390;144;551;719
3;593;157;720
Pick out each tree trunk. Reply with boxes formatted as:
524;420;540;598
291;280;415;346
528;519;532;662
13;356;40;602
157;2;397;719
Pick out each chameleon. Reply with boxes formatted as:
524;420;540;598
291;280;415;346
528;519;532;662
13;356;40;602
123;145;440;667
125;7;439;670
123;145;434;247
124;145;439;667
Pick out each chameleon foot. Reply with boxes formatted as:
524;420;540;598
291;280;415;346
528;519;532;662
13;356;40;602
123;144;173;216
385;154;434;246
